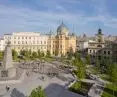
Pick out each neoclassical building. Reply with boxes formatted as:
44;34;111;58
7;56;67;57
3;23;76;56
3;32;48;54
48;22;76;56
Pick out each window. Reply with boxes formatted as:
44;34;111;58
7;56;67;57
90;50;91;53
22;37;24;39
104;51;106;54
108;51;110;55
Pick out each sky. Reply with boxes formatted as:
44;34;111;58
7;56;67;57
0;0;117;36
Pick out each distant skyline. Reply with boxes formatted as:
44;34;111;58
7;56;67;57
0;0;117;36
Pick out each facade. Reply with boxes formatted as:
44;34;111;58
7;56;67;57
105;35;117;42
87;29;112;63
4;32;48;54
48;22;76;56
3;23;76;56
112;41;117;63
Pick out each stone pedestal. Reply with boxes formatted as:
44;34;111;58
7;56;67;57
0;68;16;78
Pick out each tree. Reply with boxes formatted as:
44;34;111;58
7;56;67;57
67;47;74;60
74;51;81;60
38;50;41;58
12;49;18;60
25;50;31;59
28;49;32;57
73;59;86;79
55;50;58;56
32;51;38;58
0;51;4;60
29;86;46;97
40;51;45;57
108;64;117;96
20;50;26;56
85;54;90;65
46;50;51;57
96;59;101;74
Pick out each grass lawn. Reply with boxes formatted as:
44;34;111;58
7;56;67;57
102;84;117;97
69;81;92;96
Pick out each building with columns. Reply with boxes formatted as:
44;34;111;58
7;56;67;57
3;32;49;54
3;23;76;56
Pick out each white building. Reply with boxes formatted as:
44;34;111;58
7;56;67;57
3;32;49;53
0;38;4;51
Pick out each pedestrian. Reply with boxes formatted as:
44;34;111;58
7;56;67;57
6;86;10;92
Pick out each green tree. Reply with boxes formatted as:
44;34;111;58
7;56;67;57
95;59;101;74
46;50;51;57
108;64;117;96
55;50;58;56
85;55;90;65
25;50;30;59
29;86;46;97
74;51;81;60
38;50;41;58
20;50;26;56
32;51;38;58
0;51;4;60
40;51;45;57
67;47;74;60
73;59;86;79
12;49;18;60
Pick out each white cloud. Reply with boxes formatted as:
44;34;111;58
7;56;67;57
0;2;117;35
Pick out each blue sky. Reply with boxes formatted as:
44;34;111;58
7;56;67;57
0;0;117;36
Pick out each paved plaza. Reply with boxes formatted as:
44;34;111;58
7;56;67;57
0;61;85;97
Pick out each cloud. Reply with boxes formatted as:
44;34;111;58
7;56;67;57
0;0;117;35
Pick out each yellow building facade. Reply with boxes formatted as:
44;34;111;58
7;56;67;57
48;23;76;56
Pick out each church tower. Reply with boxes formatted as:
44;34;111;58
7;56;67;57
96;28;105;43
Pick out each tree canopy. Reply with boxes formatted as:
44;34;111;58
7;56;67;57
29;86;46;97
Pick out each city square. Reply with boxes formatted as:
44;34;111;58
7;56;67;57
0;0;117;97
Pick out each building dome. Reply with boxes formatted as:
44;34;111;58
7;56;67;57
57;22;69;36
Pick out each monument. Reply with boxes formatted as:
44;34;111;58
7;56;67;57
0;41;16;78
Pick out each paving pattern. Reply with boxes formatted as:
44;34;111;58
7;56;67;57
0;61;84;97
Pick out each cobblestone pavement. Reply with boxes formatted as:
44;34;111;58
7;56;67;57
0;62;85;97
